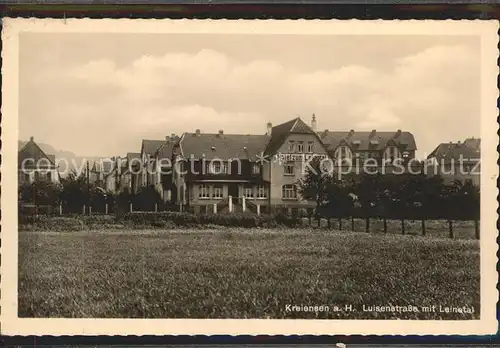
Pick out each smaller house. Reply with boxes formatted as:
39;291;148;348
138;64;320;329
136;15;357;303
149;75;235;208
18;136;59;185
426;137;480;186
115;152;141;193
152;135;179;202
88;158;118;193
138;139;166;190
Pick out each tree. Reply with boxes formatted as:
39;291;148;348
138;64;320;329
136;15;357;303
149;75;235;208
19;180;61;208
321;176;355;230
59;170;93;213
134;185;162;211
447;179;480;239
355;173;385;232
298;157;331;226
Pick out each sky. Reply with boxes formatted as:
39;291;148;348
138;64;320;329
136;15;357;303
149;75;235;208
19;33;480;158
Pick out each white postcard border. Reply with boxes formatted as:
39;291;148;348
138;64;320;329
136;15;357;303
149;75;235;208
1;18;498;336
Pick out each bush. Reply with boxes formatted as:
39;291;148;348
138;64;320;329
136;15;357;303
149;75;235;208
123;211;301;229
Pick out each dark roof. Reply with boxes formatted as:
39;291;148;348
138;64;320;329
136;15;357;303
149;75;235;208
463;138;481;152
428;142;480;161
156;140;176;161
319;130;417;154
91;159;114;174
180;132;269;160
125;152;141;170
126;152;141;161
18;138;57;169
141;140;165;156
264;117;316;155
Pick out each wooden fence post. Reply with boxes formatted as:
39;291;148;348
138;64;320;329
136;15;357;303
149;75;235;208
213;203;217;214
351;216;354;231
338;218;342;230
401;219;405;235
421;218;426;236
129;202;133;213
448;220;454;239
256;204;260;216
105;203;108;215
383;217;387;233
82;205;86;215
59;204;62;215
474;220;480;240
155;203;158;212
365;217;370;233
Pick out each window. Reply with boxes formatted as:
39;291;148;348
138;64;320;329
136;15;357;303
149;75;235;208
282;184;298;200
288;141;296;153
384;146;400;162
244;186;254;198
257;185;267;199
284;162;295;176
307;141;314;153
335;146;352;161
47;171;52;182
252;163;261;175
199;184;210;199
208;161;228;175
297;141;304;153
213;185;223;199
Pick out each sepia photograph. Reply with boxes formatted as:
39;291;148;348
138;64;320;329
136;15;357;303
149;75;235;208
1;18;498;336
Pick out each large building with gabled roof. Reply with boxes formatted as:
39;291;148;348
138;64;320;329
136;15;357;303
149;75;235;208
128;115;418;214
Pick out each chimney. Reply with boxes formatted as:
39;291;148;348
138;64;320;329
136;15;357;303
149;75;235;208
195;129;201;136
266;122;272;136
165;135;170;142
348;129;354;137
311;114;317;131
219;130;224;135
29;136;34;142
370;129;376;137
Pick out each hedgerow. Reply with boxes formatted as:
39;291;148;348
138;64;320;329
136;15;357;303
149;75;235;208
122;211;300;228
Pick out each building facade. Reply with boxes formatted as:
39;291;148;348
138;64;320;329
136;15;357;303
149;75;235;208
18;137;59;186
426;138;481;186
127;115;418;214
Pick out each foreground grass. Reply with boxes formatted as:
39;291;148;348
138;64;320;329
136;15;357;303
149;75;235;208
19;228;480;319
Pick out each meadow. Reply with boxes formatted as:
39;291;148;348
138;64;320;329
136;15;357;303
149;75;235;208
19;227;480;319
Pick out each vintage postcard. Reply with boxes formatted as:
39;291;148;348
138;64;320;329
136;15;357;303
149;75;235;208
1;18;498;335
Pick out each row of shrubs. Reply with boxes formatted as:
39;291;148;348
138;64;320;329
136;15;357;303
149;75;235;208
122;211;301;228
18;211;303;231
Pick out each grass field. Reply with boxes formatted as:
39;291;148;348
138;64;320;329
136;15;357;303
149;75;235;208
19;228;480;319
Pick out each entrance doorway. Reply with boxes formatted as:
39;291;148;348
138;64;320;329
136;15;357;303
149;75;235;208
228;183;239;203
